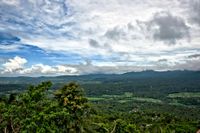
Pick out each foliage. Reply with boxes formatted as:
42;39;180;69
0;80;200;133
0;81;90;133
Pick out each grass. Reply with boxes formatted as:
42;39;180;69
87;97;105;101
88;92;163;104
130;97;162;103
168;92;200;98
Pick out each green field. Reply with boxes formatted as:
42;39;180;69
87;97;105;101
168;92;200;98
88;92;163;104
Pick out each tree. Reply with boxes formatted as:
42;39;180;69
55;82;90;132
0;81;90;133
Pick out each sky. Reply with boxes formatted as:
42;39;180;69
0;0;200;76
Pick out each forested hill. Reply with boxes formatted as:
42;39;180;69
0;70;200;84
1;70;200;98
1;70;200;132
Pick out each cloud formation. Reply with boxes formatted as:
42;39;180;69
0;0;200;76
188;54;200;59
20;64;78;75
0;32;20;43
146;11;190;44
2;56;27;73
189;0;200;26
88;39;101;48
1;56;78;76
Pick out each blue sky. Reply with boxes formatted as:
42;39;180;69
0;0;200;76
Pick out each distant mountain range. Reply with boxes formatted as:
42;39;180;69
0;70;200;84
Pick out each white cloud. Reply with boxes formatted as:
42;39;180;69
1;0;20;6
0;44;20;51
56;65;77;73
2;56;27;73
1;53;200;76
20;64;78;75
0;0;200;75
17;0;198;59
1;56;78;76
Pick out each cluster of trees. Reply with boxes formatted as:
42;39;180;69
0;82;199;132
0;82;90;132
90;109;199;133
82;78;200;98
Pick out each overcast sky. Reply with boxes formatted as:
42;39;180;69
0;0;200;76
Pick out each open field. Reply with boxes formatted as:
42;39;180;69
168;92;200;98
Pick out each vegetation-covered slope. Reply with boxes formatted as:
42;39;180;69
1;81;200;132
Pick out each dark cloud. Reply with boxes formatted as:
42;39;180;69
190;0;200;26
158;59;168;62
104;23;140;41
104;26;126;41
0;32;20;43
179;0;200;26
88;39;101;47
173;59;200;71
188;54;200;58
88;39;113;52
147;11;190;44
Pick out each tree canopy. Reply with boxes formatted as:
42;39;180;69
0;81;90;133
